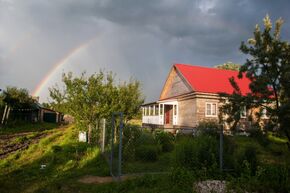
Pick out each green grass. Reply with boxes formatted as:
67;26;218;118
0;125;110;193
1;125;290;193
0;122;59;134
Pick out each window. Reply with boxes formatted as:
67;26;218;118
150;105;154;116
240;106;247;118
155;105;159;116
205;103;218;117
160;104;163;115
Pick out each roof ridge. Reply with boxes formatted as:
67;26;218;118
174;63;239;73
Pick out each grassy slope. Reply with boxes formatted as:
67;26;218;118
0;124;289;193
0;125;109;193
0;122;59;135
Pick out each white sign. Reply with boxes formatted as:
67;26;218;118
79;131;87;142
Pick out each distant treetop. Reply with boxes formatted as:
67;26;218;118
214;62;241;71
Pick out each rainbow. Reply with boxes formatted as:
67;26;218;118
32;37;97;97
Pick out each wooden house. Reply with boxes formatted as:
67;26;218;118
141;64;263;132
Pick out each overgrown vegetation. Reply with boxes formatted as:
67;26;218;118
1;122;290;193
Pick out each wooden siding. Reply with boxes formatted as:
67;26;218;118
177;94;223;128
160;67;191;100
178;98;197;127
195;97;220;123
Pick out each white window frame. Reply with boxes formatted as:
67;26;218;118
205;102;218;117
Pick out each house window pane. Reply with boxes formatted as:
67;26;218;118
212;104;217;115
160;104;163;115
155;105;159;116
206;104;211;115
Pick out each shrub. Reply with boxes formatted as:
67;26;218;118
196;120;220;136
51;145;62;153
155;131;175;152
235;145;258;176
170;167;193;192
123;125;159;161
174;135;219;176
248;127;270;146
135;145;158;162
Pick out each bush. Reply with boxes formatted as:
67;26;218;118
123;125;159;161
235;145;258;176
135;145;158;162
170;167;193;192
229;164;290;193
196;120;220;136
174;135;219;177
155;131;175;152
248;127;270;146
51;145;62;153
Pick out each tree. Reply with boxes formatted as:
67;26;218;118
1;86;34;109
215;62;241;71
49;71;144;143
116;79;144;123
219;15;290;147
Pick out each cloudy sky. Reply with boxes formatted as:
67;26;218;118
1;0;290;102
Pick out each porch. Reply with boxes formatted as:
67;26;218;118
141;100;178;127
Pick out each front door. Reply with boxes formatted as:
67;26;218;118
164;105;173;125
165;110;170;124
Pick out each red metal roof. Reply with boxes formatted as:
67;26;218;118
175;64;251;95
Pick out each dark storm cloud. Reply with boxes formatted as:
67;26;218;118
1;0;290;102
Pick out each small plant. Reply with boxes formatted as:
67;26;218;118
248;127;270;146
155;131;175;152
174;135;219;178
135;145;159;162
170;167;193;192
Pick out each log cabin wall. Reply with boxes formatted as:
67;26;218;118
178;98;197;128
160;67;191;100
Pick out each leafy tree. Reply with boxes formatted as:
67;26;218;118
49;71;144;143
215;62;241;71
116;79;144;123
0;86;34;109
219;15;290;146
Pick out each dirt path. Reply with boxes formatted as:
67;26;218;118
0;125;70;159
0;132;48;159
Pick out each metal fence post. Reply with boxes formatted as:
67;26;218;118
219;123;224;172
102;118;106;153
110;115;115;176
118;112;123;179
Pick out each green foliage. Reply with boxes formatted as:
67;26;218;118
248;127;270;146
0;86;35;109
215;62;241;71
154;131;175;152
170;167;193;192
123;125;160;162
219;15;290;144
174;135;219;177
135;145;159;162
49;71;144;143
196;120;220;136
229;164;290;193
